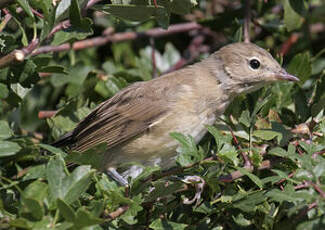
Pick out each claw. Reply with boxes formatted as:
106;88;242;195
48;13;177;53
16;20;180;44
182;176;205;206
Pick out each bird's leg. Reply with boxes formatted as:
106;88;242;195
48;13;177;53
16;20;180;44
107;167;129;186
182;175;205;206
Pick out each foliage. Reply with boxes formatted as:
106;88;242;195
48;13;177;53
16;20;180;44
0;0;325;229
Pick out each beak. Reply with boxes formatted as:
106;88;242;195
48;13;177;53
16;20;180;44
274;70;299;82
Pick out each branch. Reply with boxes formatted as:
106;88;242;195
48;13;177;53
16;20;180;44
0;39;39;68
104;206;129;220
243;0;251;43
32;22;202;56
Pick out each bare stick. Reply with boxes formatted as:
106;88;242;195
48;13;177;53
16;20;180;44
244;0;251;43
104;206;129;220
33;22;202;56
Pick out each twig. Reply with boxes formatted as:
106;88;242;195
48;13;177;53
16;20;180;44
243;0;251;43
0;0;100;68
219;159;278;182
312;149;325;158
104;206;129;220
280;33;300;56
32;22;202;56
38;110;57;119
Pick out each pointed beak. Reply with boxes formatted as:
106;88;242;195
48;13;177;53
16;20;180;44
274;70;299;82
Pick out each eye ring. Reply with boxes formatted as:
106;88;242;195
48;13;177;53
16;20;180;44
249;59;260;69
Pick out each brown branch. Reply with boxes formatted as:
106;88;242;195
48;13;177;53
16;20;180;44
38;110;58;119
312;149;325;158
32;22;202;56
104;206;129;220
219;159;278;183
0;0;100;68
0;11;12;32
280;33;300;56
243;0;251;43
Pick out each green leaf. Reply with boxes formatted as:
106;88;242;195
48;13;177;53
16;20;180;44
94;4;170;28
57;199;76;222
239;110;251;127
266;189;302;202
283;0;303;31
253;130;282;141
47;157;94;207
236;167;264;189
21;181;48;220
66;143;107;170
218;144;239;166
39;143;67;158
171;132;204;167
74;207;104;228
0;120;13;139
149;219;188;230
287;52;312;84
0;83;9;99
17;0;35;20
0;141;21;157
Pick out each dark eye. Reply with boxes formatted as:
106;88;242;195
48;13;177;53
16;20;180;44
249;59;260;69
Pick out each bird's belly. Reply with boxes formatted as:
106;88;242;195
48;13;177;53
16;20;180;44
105;110;217;173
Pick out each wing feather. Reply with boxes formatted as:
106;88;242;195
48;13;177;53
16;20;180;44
71;82;168;152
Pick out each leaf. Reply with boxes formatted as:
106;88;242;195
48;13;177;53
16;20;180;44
287;52;312;84
266;189;302;202
21;181;48;220
0;120;13;139
239;110;251;127
0;83;9;99
149;219;188;230
57;199;76;222
47;157;94;208
16;0;35;20
74;207;104;228
0;141;21;157
171;132;204;167
93;4;170;28
66;143;107;170
39;143;67;158
236;167;264;189
253;130;282;141
283;0;303;31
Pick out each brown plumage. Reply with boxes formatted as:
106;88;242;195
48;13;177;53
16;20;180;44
53;42;298;183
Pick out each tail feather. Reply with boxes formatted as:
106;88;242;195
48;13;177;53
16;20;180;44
52;131;75;148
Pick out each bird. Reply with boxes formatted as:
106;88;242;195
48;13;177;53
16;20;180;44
53;42;299;186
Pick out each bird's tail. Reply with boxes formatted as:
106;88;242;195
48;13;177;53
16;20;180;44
51;131;75;148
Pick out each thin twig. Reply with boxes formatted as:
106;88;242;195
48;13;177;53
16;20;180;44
243;0;251;43
32;22;202;56
104;206;129;220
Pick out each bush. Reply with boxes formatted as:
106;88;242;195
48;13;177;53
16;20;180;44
0;0;324;229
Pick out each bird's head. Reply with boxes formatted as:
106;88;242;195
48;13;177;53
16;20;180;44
215;42;299;94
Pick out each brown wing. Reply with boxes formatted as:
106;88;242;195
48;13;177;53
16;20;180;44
71;81;169;152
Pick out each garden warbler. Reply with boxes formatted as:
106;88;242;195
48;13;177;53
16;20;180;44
54;42;299;185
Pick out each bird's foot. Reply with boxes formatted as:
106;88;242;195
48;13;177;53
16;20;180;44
182;175;205;206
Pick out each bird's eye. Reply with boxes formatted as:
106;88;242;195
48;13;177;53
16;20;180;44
249;59;260;69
